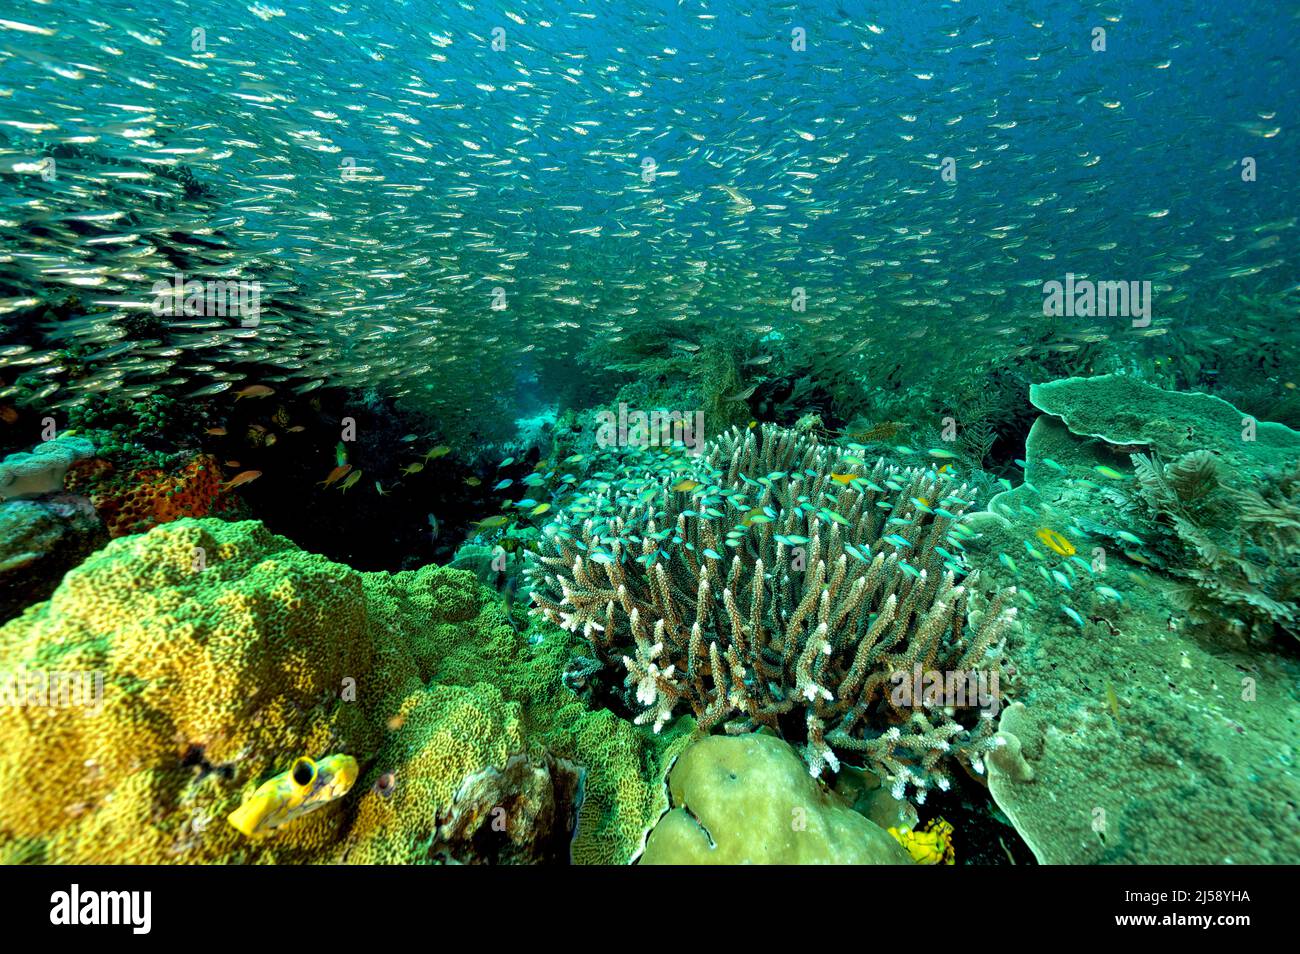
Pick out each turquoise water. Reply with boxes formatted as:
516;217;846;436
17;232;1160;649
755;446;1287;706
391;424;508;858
0;0;1297;868
0;0;1296;432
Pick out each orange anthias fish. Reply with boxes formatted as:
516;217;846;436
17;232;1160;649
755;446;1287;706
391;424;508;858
234;385;275;401
318;464;352;488
221;470;262;491
205;426;228;436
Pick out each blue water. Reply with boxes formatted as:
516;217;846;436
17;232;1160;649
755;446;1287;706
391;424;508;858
0;0;1296;422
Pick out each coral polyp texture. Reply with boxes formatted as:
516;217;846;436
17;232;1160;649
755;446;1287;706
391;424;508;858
527;424;1017;801
89;453;243;539
0;435;95;501
0;519;686;865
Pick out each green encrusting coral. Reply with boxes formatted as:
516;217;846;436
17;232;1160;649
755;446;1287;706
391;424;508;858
965;376;1300;863
0;518;689;864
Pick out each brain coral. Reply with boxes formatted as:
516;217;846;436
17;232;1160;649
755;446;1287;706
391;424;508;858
0;519;687;864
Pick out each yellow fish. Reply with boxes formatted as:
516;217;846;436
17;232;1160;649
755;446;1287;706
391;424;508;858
829;473;857;485
337;470;362;492
529;503;551;517
400;462;425;476
424;445;451;461
227;754;358;839
1035;527;1076;557
672;478;701;492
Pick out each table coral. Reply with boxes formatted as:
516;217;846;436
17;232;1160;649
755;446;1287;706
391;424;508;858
965;387;1300;864
1030;373;1300;471
0;518;684;864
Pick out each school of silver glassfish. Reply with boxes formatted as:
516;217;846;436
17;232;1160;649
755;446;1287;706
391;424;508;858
0;1;1292;431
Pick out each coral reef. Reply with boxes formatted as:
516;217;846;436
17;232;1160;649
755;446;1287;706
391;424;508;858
428;751;585;864
528;423;1016;801
0;435;95;501
578;329;776;439
0;519;687;864
82;453;243;539
1026;374;1300;647
1107;451;1300;645
1029;373;1300;471
963;381;1300;863
64;394;204;473
0;497;106;623
639;733;913;864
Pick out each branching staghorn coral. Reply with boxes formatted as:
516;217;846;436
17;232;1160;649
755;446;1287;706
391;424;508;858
527;424;1017;801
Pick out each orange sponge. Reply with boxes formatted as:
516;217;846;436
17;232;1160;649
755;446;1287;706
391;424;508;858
91;454;240;538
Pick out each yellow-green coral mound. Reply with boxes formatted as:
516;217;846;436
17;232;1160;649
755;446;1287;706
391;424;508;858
0;518;686;864
641;733;913;865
